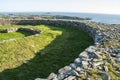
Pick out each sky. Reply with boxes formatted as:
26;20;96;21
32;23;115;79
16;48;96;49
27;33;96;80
0;0;120;14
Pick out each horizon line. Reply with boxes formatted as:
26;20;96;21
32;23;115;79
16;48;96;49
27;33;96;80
0;11;120;15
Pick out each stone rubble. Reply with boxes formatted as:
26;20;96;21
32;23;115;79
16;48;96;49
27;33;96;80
36;20;119;80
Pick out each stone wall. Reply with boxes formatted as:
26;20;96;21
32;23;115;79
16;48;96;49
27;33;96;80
0;20;104;44
0;19;120;80
8;19;119;46
2;28;18;33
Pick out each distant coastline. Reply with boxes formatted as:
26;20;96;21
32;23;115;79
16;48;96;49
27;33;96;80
0;12;120;24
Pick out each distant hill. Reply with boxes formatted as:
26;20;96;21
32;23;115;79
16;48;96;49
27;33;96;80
40;14;91;20
0;13;91;20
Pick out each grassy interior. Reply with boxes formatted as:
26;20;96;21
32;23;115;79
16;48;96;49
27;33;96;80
0;25;93;80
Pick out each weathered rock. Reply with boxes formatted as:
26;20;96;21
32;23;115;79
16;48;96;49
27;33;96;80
81;61;89;69
35;78;48;80
64;76;76;80
64;66;72;71
116;54;120;62
93;58;102;62
58;68;66;73
48;73;57;80
57;73;65;80
70;63;77;69
116;67;120;72
85;46;97;53
98;66;102;70
66;70;79;76
74;58;81;63
23;60;29;64
101;73;111;80
58;66;71;74
79;51;89;58
86;78;90;80
103;66;109;72
92;62;103;68
76;67;82;72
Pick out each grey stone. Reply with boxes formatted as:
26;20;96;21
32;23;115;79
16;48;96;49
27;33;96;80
48;73;57;80
70;63;77;69
64;66;72;71
58;68;65;73
86;78;90;80
74;58;81;63
64;76;76;80
57;73;65;80
79;51;89;58
58;66;71;73
85;46;97;53
81;61;89;69
116;54;120;62
24;60;29;64
76;67;81;72
92;62;103;68
34;78;41;80
101;73;111;80
93;59;102;62
90;52;102;59
66;70;79;76
116;67;120;72
103;66;109;72
34;78;48;80
97;66;102;70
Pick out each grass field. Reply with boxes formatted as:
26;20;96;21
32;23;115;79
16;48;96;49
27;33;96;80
0;25;93;80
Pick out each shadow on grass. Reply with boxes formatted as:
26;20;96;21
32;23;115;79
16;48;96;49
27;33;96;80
0;26;93;80
16;30;34;37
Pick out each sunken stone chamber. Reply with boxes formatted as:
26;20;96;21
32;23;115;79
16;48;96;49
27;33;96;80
2;27;41;34
0;27;41;43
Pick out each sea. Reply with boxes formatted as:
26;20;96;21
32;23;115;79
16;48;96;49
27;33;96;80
1;12;120;24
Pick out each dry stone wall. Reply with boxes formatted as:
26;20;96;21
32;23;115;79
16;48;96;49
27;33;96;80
0;19;120;80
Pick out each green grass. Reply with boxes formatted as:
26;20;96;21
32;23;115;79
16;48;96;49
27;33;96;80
0;25;38;41
0;25;93;80
0;31;29;41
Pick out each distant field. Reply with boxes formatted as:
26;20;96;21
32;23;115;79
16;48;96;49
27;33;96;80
116;24;120;28
0;25;93;80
